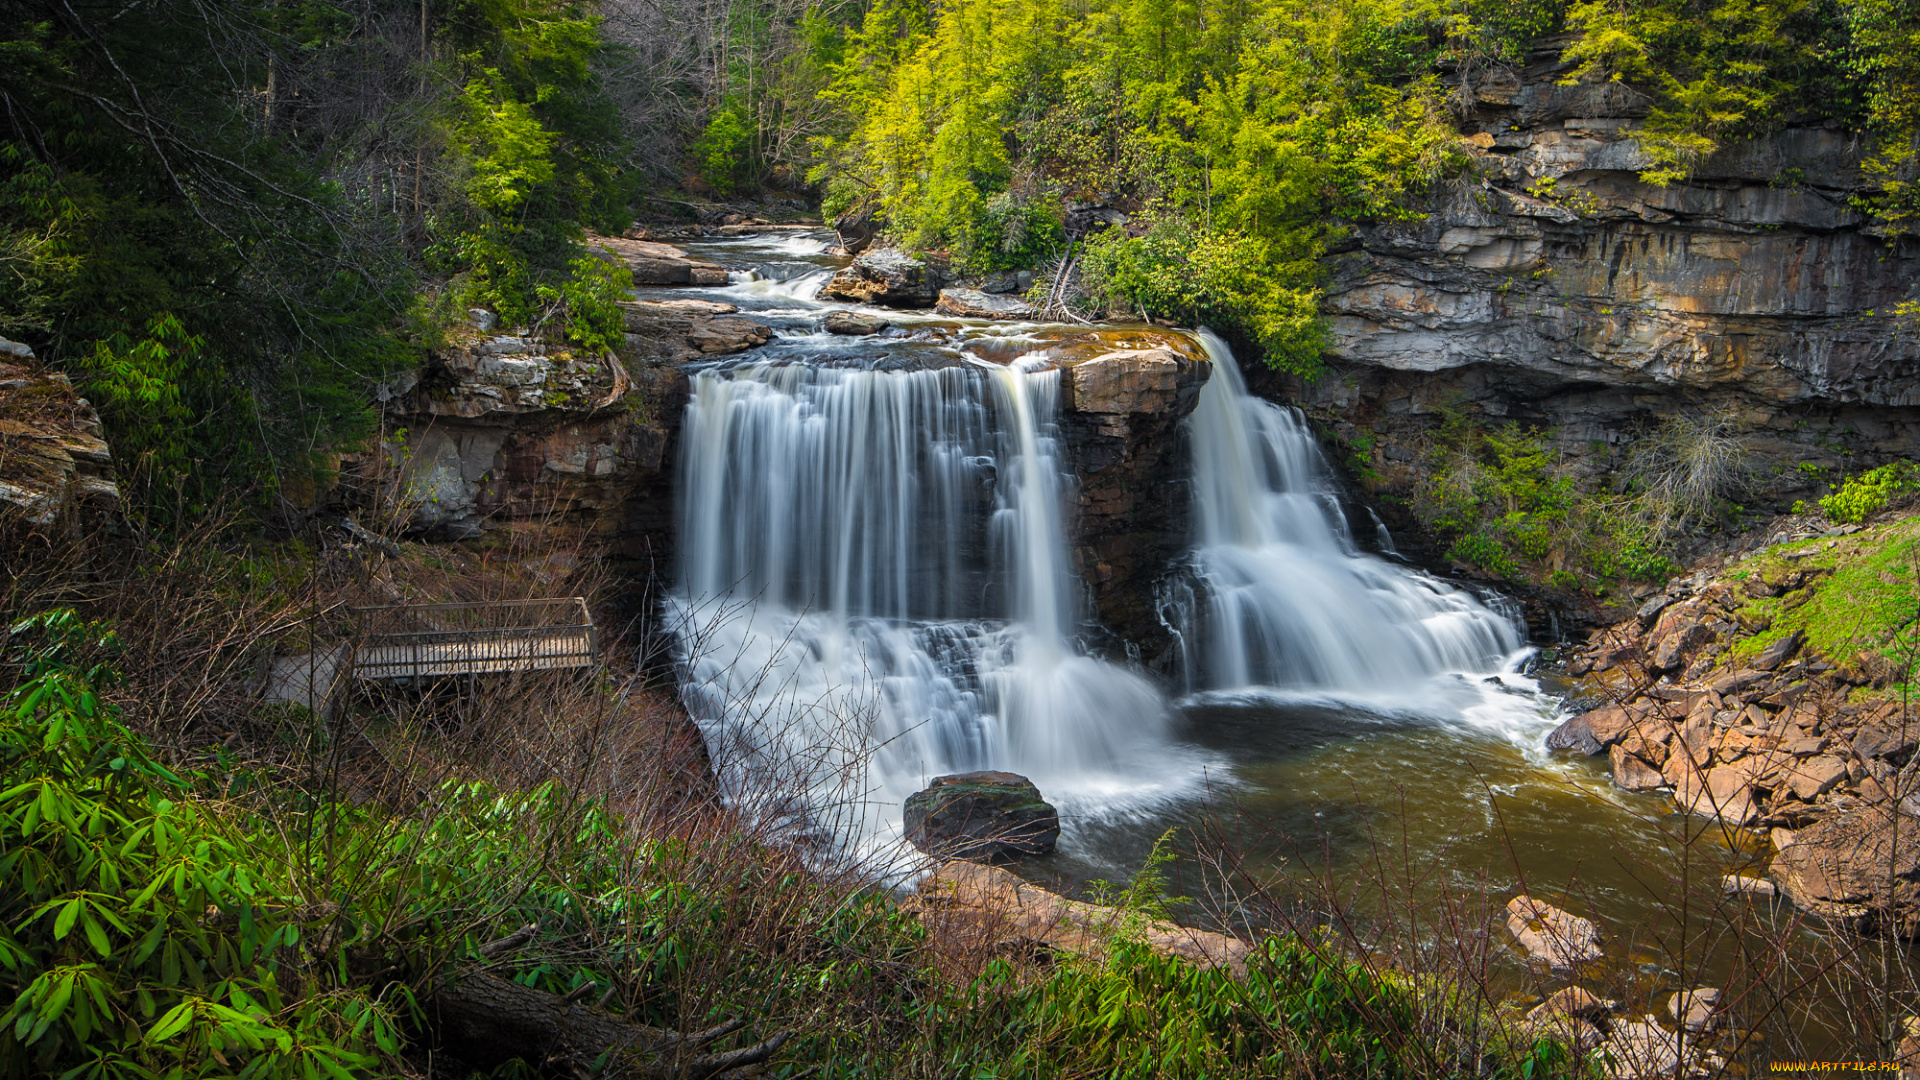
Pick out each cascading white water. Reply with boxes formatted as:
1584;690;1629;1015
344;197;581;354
670;358;1183;864
1177;331;1530;705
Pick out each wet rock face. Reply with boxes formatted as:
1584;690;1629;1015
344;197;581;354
1055;343;1212;664
904;771;1060;861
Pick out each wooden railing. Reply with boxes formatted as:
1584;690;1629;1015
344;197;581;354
350;598;595;681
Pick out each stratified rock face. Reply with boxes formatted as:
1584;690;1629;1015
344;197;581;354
0;338;120;524
1055;343;1211;662
1277;43;1920;522
904;771;1060;861
818;249;947;308
361;305;770;568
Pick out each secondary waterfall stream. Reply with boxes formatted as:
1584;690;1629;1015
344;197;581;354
1170;332;1540;735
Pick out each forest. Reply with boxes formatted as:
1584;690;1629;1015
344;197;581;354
3;0;1917;517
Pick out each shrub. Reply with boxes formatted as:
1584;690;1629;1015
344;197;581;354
1621;411;1755;539
1819;460;1920;523
690;106;755;196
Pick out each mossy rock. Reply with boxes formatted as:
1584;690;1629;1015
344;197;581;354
904;771;1059;861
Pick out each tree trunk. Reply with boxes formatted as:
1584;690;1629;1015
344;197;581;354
429;971;788;1079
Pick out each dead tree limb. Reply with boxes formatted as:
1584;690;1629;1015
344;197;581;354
429;970;790;1079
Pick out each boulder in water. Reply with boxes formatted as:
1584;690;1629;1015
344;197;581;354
1667;987;1723;1033
935;287;1034;320
1504;894;1603;968
824;310;889;336
904;771;1060;861
1546;704;1646;756
818;249;945;307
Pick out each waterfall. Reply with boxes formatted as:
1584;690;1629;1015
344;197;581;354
670;359;1185;863
1176;331;1528;699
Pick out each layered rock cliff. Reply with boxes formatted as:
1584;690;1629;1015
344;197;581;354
1277;40;1920;525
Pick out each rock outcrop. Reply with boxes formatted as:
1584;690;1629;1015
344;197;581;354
0;338;120;525
1054;340;1212;661
935;288;1034;320
818;249;949;308
592;236;728;286
1276;38;1920;539
903;772;1060;861
361;300;769;570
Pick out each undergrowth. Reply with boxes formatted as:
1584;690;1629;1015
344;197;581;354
1407;413;1681;593
0;510;1587;1079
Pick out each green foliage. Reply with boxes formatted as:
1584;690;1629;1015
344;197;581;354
1728;516;1920;679
931;935;1574;1080
1819;460;1920;523
1081;221;1325;373
429;2;637;351
1555;0;1920;195
0;612;402;1079
0;0;637;520
691;107;756;196
1413;414;1678;589
813;0;1485;375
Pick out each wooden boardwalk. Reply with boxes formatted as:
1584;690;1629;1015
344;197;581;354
351;598;596;682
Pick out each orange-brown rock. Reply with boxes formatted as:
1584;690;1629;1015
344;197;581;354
916;861;1255;974
0;338;120;524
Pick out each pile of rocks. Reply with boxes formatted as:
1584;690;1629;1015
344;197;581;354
1522;985;1728;1079
1554;520;1920;933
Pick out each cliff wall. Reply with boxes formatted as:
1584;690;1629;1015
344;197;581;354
1277;43;1920;536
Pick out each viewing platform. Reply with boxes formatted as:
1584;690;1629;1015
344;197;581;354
349;598;596;681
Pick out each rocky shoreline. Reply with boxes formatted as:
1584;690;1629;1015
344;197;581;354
1552;509;1920;933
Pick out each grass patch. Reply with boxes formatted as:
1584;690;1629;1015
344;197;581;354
1725;516;1920;677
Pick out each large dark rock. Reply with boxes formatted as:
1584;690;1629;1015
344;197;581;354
1546;704;1647;756
818;249;947;308
904;771;1060;861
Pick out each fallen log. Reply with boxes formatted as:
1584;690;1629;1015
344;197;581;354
430;970;788;1079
